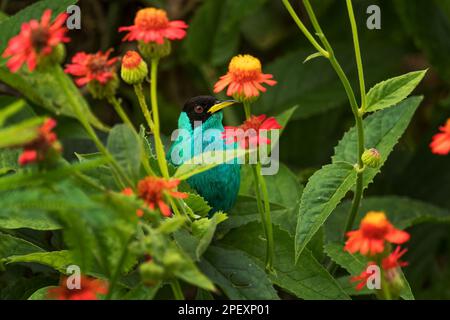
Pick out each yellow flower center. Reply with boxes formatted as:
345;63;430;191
228;54;262;82
135;8;169;30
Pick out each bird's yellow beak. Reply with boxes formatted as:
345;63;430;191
208;100;238;114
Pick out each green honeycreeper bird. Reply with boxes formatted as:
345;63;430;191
168;96;241;214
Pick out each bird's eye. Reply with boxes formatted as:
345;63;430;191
194;105;204;114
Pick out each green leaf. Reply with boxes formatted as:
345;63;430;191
0;99;25;126
0;148;20;175
325;196;450;244
365;70;427;113
193;212;228;259
122;283;161;300
295;162;357;261
174;256;216;292
183;193;212;218
200;245;279;299
0;232;43;259
28;286;54;300
303;52;325;63
4;250;73;273
333;96;423;189
219;223;350;300
0;117;43;148
324;243;414;300
107;124;142;183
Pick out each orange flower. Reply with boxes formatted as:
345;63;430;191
48;276;108;300
137;177;187;217
382;246;408;270
65;49;119;87
214;54;276;101
351;262;377;291
345;211;410;256
18;118;61;166
2;9;69;72
430;119;450;155
119;8;188;44
223;114;282;148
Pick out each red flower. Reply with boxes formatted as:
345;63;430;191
214;54;276;100
18;118;60;166
345;211;410;256
65;49;119;87
430;119;450;155
119;8;187;44
2;9;69;72
382;246;408;270
351;262;377;291
48;276;108;300
223;114;282;148
137;177;187;217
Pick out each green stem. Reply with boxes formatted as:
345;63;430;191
170;279;185;300
150;59;170;178
281;0;329;58
108;96;135;131
346;0;367;112
134;84;154;131
290;0;366;236
244;101;274;272
256;163;275;272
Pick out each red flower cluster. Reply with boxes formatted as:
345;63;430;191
430;118;450;155
18;118;61;166
345;211;410;292
2;9;69;72
123;177;187;218
65;49;119;87
119;8;188;44
48;276;108;300
223;114;282;149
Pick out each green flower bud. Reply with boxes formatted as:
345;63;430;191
87;74;119;100
140;261;166;284
121;51;148;85
362;148;381;168
162;251;184;271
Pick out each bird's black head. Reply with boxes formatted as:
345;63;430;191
182;96;219;127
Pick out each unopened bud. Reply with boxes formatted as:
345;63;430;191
121;51;148;85
362;148;381;168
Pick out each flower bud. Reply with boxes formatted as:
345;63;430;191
121;51;148;85
138;39;172;60
162;251;184;271
140;261;166;285
362;148;381;168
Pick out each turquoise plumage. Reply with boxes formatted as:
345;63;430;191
168;96;241;214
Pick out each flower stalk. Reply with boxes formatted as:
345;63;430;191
149;58;170;178
244;101;275;272
283;0;367;238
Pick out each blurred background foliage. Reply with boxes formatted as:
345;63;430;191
1;0;449;299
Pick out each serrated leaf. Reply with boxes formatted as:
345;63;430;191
200;245;279;299
295;162;357;261
324;243;414;300
107;124;142;183
333;96;423;189
184;193;212;217
365;70;427;112
219;223;349;300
